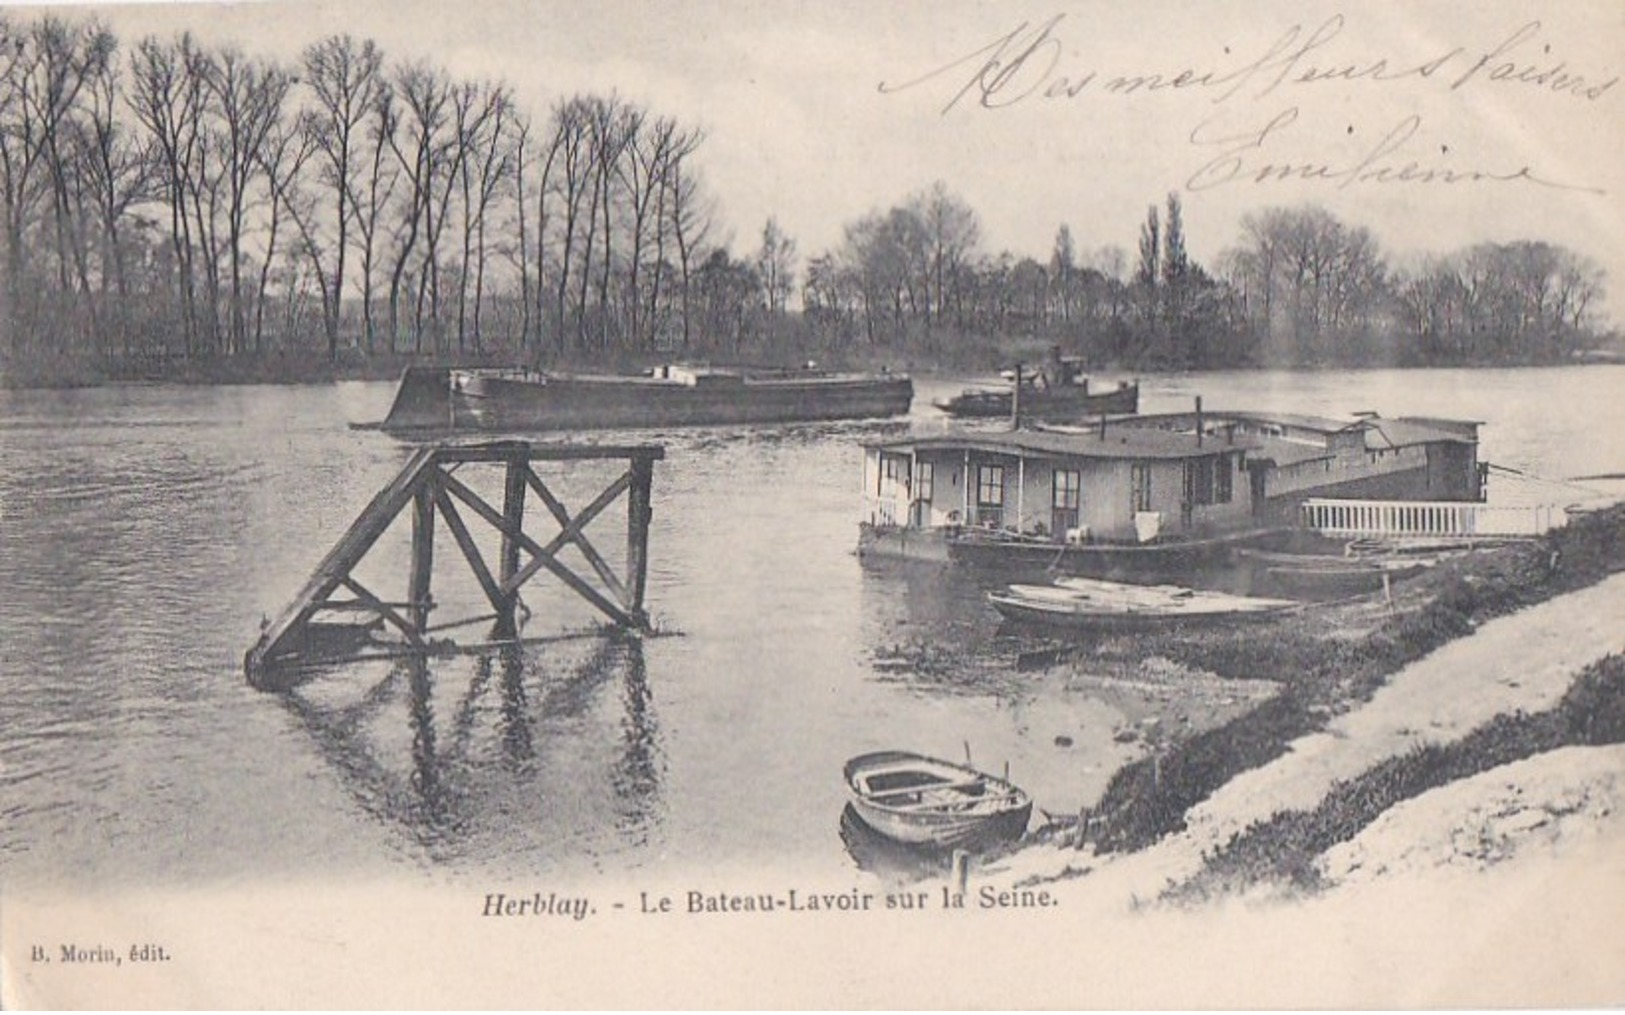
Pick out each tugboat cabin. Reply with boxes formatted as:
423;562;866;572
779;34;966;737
861;427;1258;551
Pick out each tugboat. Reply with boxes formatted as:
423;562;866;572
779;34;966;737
934;350;1137;420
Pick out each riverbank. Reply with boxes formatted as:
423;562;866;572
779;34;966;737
5;342;1619;390
973;502;1624;920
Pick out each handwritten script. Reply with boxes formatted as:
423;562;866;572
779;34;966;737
878;14;1616;194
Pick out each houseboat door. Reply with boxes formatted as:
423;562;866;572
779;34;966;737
1052;467;1081;538
1181;461;1197;529
910;461;934;526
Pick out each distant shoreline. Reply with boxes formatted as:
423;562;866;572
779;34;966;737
2;348;1619;393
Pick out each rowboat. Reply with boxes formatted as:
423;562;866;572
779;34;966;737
1234;547;1431;596
987;577;1295;631
843;750;1032;849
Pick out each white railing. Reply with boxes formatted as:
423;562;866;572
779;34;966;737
1300;498;1567;537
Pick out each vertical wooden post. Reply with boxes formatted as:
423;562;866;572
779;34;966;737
1010;363;1023;431
626;455;655;626
497;455;527;636
409;475;436;634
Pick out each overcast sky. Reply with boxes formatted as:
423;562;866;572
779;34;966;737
24;0;1625;318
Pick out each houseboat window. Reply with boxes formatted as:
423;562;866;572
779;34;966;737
913;461;934;501
976;464;1004;527
1053;468;1081;533
1131;463;1152;513
1215;455;1233;503
880;455;905;494
1053;469;1080;510
977;465;1004;506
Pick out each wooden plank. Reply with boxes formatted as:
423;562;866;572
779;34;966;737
432;442;665;464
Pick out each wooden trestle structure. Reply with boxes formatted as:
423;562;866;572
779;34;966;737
245;440;663;688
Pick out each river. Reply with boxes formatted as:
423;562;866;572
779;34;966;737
0;366;1618;889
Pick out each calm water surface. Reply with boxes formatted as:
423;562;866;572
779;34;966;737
0;366;1619;888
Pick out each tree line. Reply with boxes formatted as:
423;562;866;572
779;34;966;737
0;12;1613;385
804;189;1611;370
0;13;734;380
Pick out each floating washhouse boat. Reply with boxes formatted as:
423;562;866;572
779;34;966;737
371;362;913;433
858;407;1484;578
843;750;1032;850
933;353;1137;420
987;576;1295;630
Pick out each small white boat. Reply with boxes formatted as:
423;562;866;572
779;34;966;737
989;577;1294;630
843;750;1032;849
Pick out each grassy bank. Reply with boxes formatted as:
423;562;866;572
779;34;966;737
1168;652;1624;898
1062;502;1625;858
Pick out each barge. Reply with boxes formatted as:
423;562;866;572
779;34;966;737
373;363;913;433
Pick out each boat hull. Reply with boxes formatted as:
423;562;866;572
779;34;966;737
934;382;1138;419
948;527;1284;581
843;750;1031;851
455;370;914;430
987;589;1291;631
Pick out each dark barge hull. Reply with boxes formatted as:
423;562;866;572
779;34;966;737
947;527;1284;581
933;382;1138;419
375;366;913;432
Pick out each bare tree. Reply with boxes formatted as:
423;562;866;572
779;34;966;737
302;33;384;358
755;216;796;316
201;46;290;354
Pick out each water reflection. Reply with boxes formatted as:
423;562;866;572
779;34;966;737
277;633;660;861
838;804;952;883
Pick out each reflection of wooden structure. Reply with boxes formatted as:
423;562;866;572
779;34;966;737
245;441;663;687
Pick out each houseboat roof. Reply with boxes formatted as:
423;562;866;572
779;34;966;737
1363;417;1479;449
1371;416;1481;445
866;427;1259;461
1247;441;1334;467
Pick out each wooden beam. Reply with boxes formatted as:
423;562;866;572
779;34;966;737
342;576;428;649
627;455;654;617
439;470;640;628
430;482;508;614
498;459;528;635
523;465;629;604
408;477;436;633
525;467;633;557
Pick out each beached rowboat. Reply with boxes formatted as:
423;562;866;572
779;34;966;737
843;750;1032;849
988;577;1295;630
